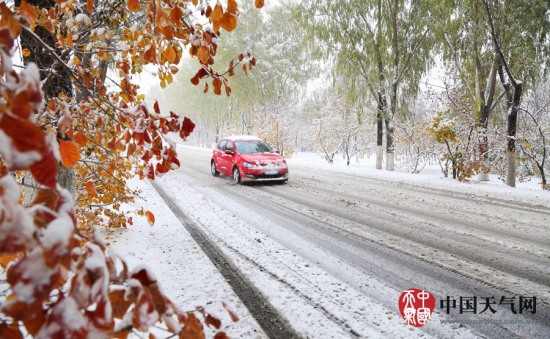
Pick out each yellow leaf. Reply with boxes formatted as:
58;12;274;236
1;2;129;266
59;140;80;167
165;45;176;63
22;48;31;57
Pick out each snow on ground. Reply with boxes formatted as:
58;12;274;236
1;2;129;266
108;147;548;338
288;152;549;209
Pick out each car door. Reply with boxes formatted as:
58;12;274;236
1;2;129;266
221;140;235;175
214;140;227;173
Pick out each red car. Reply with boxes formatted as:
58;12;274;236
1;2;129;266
211;136;289;184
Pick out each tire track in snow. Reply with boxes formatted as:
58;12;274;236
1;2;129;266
150;180;301;339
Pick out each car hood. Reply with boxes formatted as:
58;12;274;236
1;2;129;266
238;153;285;164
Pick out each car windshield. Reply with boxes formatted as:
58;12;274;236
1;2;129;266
235;141;273;154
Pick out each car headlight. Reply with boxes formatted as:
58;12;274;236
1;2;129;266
279;162;287;167
243;162;256;168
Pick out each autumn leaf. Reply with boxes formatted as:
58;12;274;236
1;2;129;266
0;114;46;154
181;117;196;137
145;210;155;226
86;181;98;198
255;0;265;9
72;130;88;147
197;46;209;64
59;140;81;167
18;0;38;28
170;6;183;25
0;253;22;269
210;4;223;32
223;302;239;322
213;78;222;95
214;332;230;339
32;189;59;209
127;0;141;12
87;0;93;13
0;322;23;339
30;151;58;189
22;48;31;57
227;0;238;14
144;45;156;63
109;289;133;319
220;13;238;32
180;313;205;339
0;3;22;39
205;314;221;329
165;45;177;64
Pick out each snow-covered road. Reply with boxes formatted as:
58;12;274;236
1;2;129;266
152;146;549;338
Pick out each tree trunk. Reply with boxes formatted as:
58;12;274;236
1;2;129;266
506;83;522;187
17;0;76;204
385;0;399;172
376;93;385;170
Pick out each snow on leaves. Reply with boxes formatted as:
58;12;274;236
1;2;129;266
0;0;253;337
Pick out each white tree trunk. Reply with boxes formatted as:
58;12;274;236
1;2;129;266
376;146;383;170
386;152;395;171
506;152;516;187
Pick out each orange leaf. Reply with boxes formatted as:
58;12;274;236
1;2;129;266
109;289;133;319
170;6;183;25
205;314;221;329
214;332;230;339
190;74;200;86
72;130;88;147
227;0;238;14
30;150;57;189
59;140;80;167
18;0;37;28
223;302;239;322
145;211;155;226
255;0;265;9
0;253;22;269
210;4;223;32
220;13;237;32
127;0;141;12
213;78;222;95
32;189;59;209
0;3;22;39
87;0;93;12
181;117;195;137
180;313;204;338
197;46;209;64
0;115;46;154
86;181;98;198
165;45;176;63
144;45;156;63
0;322;23;339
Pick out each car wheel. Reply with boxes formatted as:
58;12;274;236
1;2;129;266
211;160;220;177
233;167;241;184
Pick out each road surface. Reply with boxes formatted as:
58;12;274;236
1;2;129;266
154;147;550;338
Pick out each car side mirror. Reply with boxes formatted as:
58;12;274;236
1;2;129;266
224;149;234;155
